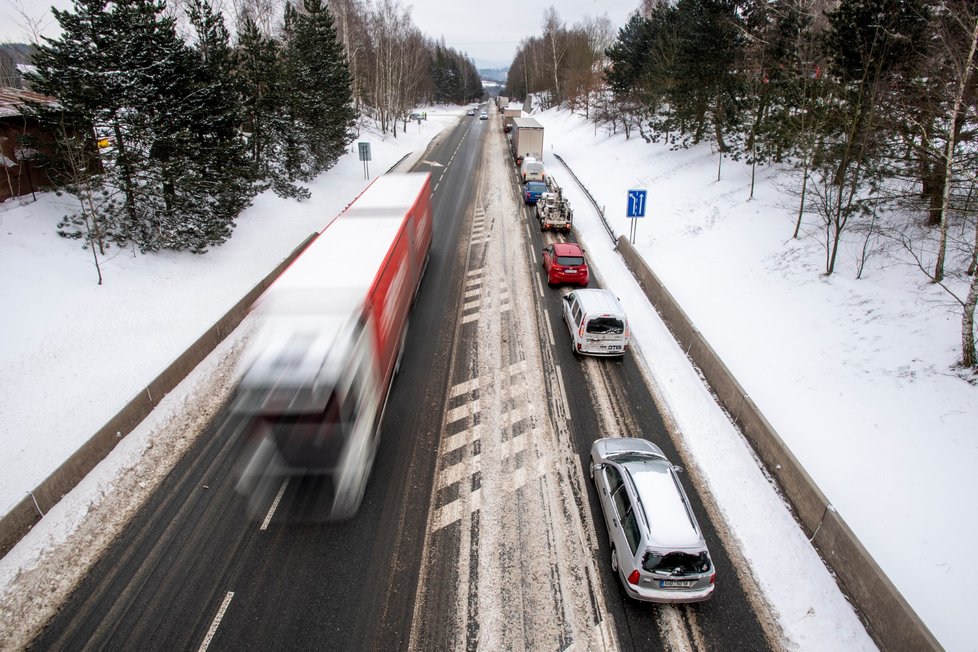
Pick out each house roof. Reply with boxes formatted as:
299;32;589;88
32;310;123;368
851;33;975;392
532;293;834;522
0;87;58;119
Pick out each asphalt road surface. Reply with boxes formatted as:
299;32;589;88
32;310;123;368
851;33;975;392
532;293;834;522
30;108;777;651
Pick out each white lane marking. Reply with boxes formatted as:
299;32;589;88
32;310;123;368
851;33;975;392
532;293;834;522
555;365;571;421
463;299;482;311
439;454;482;489
260;479;289;531
446;399;481;425
461;312;480;325
434;488;482;531
464;289;481;299
466;268;482;278
198;591;234;652
450;377;480;398
442;423;483;455
543;312;555;347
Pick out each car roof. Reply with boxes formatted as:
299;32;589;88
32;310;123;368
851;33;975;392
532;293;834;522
553;242;584;255
570;288;624;314
623;460;703;549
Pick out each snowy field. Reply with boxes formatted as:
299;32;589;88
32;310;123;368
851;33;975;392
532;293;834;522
0;103;973;650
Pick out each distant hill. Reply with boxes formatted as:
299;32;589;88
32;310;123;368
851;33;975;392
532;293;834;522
478;67;508;83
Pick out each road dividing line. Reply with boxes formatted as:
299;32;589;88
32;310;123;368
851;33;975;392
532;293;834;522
260;479;289;531
554;365;571;421
543;312;555;347
198;591;234;652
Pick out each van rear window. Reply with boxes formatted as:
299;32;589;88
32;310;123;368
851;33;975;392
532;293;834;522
586;317;624;334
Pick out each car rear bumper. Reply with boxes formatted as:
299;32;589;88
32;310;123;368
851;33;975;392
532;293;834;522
620;575;715;603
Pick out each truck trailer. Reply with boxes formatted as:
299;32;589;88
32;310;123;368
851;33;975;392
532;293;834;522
232;173;433;520
503;107;521;132
510;117;544;166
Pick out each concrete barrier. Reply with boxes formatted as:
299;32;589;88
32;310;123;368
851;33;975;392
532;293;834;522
616;235;941;652
0;234;317;557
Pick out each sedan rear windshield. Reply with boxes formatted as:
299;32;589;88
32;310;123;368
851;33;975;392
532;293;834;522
643;551;712;576
586;317;624;334
555;255;584;266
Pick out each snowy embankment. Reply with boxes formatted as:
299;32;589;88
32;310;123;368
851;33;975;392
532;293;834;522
534;107;975;652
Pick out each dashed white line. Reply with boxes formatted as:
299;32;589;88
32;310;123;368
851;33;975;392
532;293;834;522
198;591;234;652
543;312;555;347
260;479;289;531
554;364;571;421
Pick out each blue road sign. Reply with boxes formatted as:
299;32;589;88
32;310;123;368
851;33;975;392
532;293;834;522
627;189;647;218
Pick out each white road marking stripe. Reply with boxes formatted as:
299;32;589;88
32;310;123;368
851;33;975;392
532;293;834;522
461;312;480;324
466;268;482;278
260;479;289;531
446;399;480;424
463;299;481;311
544;313;555;347
434;488;481;531
464;289;481;299
555;364;571;421
450;377;481;398
442;423;482;455
198;591;234;652
438;454;482;489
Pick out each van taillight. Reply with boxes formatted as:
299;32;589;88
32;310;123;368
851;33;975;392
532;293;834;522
627;570;641;585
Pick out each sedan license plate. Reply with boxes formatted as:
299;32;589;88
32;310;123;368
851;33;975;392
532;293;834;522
659;580;694;588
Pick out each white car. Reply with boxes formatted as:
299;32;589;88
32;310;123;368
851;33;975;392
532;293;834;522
590;437;715;603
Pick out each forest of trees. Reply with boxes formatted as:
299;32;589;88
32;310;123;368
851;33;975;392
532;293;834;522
507;0;978;367
16;0;481;261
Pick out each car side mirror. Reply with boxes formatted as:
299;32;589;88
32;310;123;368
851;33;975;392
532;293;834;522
592;463;605;472
562;294;572;302
673;465;685;474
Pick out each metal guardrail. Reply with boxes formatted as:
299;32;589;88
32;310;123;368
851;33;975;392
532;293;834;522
552;152;617;246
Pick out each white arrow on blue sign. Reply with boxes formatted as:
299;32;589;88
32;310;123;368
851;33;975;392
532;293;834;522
627;189;647;218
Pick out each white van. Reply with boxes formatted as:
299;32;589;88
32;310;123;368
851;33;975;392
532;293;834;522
520;156;545;182
561;289;629;356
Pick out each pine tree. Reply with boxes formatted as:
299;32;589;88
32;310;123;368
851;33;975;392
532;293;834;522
235;14;310;199
282;0;356;177
28;0;257;253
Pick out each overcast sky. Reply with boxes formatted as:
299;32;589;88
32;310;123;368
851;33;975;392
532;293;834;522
0;0;641;68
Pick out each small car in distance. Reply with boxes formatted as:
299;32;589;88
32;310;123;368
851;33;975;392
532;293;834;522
480;111;488;120
590;437;715;603
467;108;476;116
542;242;589;287
523;180;548;204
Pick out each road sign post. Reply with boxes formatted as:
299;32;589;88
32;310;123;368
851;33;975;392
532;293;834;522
358;142;371;179
626;189;647;244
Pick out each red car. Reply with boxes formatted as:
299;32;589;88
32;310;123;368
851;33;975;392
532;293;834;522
542;242;589;287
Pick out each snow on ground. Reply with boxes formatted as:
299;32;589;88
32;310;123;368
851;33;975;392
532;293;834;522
0;102;972;650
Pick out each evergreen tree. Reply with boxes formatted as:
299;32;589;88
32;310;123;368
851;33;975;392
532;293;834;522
282;0;356;177
235;14;310;199
28;0;257;253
